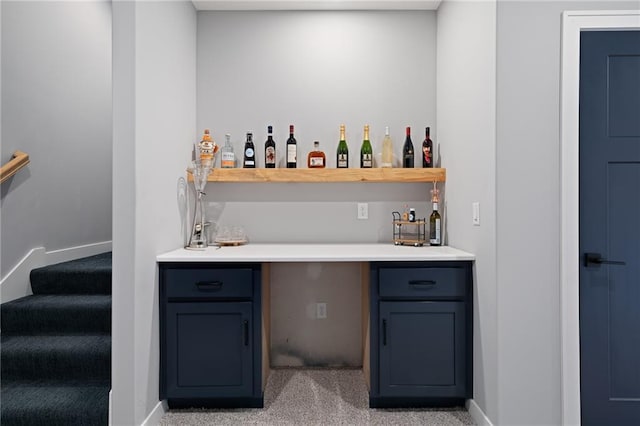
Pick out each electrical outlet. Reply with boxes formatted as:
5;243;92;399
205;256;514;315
357;203;368;220
316;303;327;319
472;202;480;226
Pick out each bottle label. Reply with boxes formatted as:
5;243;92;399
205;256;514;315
310;157;324;167
265;146;275;165
423;146;432;166
430;218;441;244
287;144;296;163
362;153;372;168
338;154;348;168
245;147;254;157
221;152;234;168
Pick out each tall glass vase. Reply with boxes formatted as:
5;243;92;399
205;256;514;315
186;162;212;250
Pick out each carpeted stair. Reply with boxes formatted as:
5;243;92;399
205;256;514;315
1;252;112;426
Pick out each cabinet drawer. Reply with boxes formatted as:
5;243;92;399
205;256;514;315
379;267;466;298
165;268;253;299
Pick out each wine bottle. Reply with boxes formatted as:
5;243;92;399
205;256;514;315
265;125;276;168
243;132;255;168
402;126;414;168
422;126;433;168
221;133;235;168
286;125;297;168
429;200;442;246
381;126;393;168
337;124;349;168
307;141;326;168
360;125;373;168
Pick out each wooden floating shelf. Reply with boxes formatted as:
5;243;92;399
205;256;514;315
188;168;446;183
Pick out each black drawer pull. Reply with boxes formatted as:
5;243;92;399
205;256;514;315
409;280;436;287
243;320;249;346
195;281;223;292
382;319;387;346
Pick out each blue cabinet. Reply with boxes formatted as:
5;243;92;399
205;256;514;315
159;263;262;408
370;261;472;407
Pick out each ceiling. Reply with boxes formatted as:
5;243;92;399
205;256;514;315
192;0;442;11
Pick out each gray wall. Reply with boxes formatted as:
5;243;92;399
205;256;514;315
197;10;437;366
197;10;437;244
436;0;497;422
0;1;112;276
112;1;196;424
495;1;639;425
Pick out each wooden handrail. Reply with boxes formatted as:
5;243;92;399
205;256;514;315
1;151;30;184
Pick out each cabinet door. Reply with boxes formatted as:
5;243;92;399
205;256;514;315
165;302;253;398
379;301;466;398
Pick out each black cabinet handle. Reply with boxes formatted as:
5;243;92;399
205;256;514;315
584;252;626;267
409;280;436;287
195;281;223;292
382;319;387;346
243;320;249;346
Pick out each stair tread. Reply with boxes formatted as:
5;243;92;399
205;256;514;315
30;252;112;295
1;380;109;426
1;334;111;352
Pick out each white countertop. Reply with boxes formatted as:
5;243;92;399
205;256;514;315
156;244;475;263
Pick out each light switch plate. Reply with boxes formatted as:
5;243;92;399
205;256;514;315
357;203;368;220
472;202;480;226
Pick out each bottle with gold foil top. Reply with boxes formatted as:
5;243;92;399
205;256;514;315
337;124;349;168
199;129;217;168
360;125;373;168
429;182;442;246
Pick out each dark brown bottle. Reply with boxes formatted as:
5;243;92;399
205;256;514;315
402;126;414;168
265;126;276;168
422;127;433;168
286;125;297;168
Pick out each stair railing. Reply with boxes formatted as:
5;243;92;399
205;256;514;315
1;151;30;184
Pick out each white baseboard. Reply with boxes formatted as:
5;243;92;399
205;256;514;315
466;399;494;426
0;241;112;303
141;400;168;426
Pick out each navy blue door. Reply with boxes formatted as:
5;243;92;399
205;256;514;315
579;30;640;425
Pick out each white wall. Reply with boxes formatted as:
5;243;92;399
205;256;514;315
495;1;639;425
437;0;497;422
0;1;112;277
197;10;437;244
112;1;196;424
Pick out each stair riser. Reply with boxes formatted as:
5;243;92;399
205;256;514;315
1;308;111;335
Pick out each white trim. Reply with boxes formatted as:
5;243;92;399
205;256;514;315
560;10;640;426
0;247;44;303
141;400;168;426
466;399;493;426
46;241;112;266
0;241;113;303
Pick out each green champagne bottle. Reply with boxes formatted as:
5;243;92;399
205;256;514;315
360;125;373;168
337;124;349;168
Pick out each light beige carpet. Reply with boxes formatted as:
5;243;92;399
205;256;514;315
160;369;475;425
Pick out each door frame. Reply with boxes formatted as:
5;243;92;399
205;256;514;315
560;10;640;426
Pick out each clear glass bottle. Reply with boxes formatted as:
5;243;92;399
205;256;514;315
337;124;349;168
221;133;235;168
360;125;373;168
307;141;326;168
381;126;393;168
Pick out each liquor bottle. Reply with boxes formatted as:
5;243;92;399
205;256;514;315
429;184;442;246
402;126;414;168
243;132;255;168
221;133;235;168
199;129;217;169
265;125;276;168
381;126;393;168
360;125;373;168
422;126;433;168
286;125;297;168
337;124;349;168
307;141;326;168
